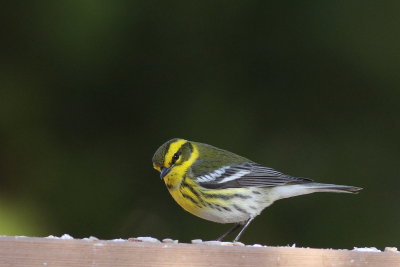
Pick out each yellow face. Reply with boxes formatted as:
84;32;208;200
162;139;187;169
152;138;199;189
153;138;204;216
152;138;187;172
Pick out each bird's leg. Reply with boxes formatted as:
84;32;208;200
232;217;254;242
216;223;242;241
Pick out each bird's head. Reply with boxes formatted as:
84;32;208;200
152;138;195;179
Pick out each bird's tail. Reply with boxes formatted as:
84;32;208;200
304;183;362;194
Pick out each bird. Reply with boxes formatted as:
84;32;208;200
152;138;362;242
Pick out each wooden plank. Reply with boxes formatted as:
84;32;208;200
0;236;398;267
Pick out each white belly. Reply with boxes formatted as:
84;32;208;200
196;188;274;223
194;184;317;224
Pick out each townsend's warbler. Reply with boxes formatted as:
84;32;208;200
152;138;362;242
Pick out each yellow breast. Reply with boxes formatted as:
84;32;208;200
168;184;203;216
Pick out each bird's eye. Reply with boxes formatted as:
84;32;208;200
171;152;181;164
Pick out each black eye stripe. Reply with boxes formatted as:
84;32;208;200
171;152;181;164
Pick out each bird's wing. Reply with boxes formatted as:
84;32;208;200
196;162;312;189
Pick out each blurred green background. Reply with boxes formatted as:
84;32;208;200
1;1;399;249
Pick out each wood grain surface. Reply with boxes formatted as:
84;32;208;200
0;236;398;267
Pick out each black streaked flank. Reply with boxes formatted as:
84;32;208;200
180;192;202;208
233;204;250;215
202;192;252;200
213;205;222;211
213;203;231;212
181;179;207;206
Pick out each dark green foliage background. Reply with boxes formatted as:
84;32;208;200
1;1;399;249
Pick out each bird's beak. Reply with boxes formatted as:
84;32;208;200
160;167;170;179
